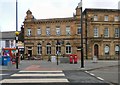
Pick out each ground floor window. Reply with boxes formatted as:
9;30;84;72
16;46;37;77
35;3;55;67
104;45;109;55
37;43;42;55
46;43;51;55
115;45;120;55
66;42;71;54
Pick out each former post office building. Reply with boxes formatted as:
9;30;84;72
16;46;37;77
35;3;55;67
23;4;120;60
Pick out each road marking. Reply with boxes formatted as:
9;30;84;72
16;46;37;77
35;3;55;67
97;77;104;81
19;70;62;73
11;73;65;77
0;79;69;83
89;73;95;76
85;71;89;73
1;70;69;83
0;74;9;76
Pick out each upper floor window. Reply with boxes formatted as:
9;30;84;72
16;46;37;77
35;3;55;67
46;27;50;36
6;40;9;47
77;26;81;34
115;28;119;38
94;28;98;37
37;43;42;55
114;16;119;21
37;28;41;35
104;28;109;37
27;28;31;36
94;15;98;21
56;27;61;35
104;15;108;21
66;26;71;35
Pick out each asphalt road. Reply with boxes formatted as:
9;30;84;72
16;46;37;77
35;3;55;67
88;66;119;85
0;70;110;85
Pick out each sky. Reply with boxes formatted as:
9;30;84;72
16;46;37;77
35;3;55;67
0;0;120;32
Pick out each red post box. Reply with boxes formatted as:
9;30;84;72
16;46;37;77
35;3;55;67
74;55;78;64
69;55;73;64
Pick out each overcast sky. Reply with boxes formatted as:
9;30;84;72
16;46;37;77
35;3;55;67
0;0;120;32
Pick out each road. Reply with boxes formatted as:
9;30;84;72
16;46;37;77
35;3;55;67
0;69;109;85
88;65;119;85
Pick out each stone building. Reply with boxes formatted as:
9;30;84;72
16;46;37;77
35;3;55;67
84;9;120;59
23;5;120;60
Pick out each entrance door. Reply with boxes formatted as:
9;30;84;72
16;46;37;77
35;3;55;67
28;50;32;59
94;44;99;58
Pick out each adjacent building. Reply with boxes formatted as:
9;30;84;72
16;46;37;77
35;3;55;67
23;5;120;60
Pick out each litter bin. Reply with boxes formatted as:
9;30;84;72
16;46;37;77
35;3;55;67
93;56;97;63
51;56;56;62
2;56;11;66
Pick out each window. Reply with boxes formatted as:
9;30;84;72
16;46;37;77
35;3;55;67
77;26;81;34
115;45;120;55
6;40;9;47
94;15;98;21
115;28;119;38
66;43;71;54
94;28;98;37
56;41;61;54
104;45;109;55
46;27;50;36
46;43;51;55
114;16;119;21
56;27;61;35
37;28;41;35
27;28;31;36
104;28;109;37
66;26;71;35
37;43;42;55
104;15;108;21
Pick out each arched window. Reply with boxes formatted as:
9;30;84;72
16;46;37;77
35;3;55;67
115;45;120;55
46;43;51;55
66;42;71;54
37;43;42;55
56;41;61;54
104;45;109;55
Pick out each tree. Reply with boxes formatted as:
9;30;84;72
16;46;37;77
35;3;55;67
18;25;24;42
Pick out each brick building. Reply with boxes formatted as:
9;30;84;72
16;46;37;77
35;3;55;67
23;5;120;60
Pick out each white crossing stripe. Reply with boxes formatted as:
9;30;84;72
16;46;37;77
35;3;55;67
19;70;62;73
11;73;65;77
0;70;69;83
0;79;69;83
0;74;9;76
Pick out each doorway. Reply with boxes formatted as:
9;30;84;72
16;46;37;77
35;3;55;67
28;50;32;59
94;44;99;58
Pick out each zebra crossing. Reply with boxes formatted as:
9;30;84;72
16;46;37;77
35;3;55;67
0;70;69;83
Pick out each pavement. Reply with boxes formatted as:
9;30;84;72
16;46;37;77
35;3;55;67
0;60;119;85
0;60;119;71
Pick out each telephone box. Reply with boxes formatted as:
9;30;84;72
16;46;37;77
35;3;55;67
2;48;20;64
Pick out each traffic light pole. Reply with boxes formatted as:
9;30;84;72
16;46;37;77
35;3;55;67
16;0;19;69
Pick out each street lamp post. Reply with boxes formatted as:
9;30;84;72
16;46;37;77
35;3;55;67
79;0;84;68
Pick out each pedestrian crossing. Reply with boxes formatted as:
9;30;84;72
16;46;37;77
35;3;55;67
0;70;69;83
